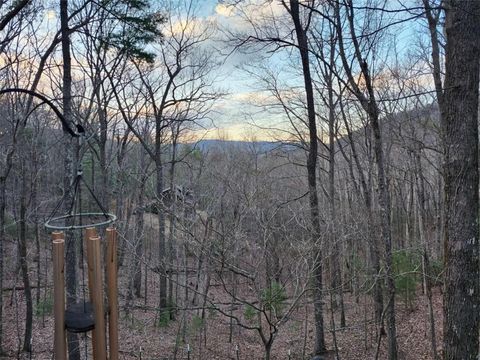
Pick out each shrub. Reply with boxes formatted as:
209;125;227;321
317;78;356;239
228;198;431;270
393;249;420;309
189;315;204;336
35;295;53;317
429;258;444;287
261;281;287;317
244;304;257;322
157;310;171;328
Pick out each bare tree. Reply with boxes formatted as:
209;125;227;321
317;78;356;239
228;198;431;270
331;1;399;357
59;0;82;358
111;0;220;316
440;1;480;358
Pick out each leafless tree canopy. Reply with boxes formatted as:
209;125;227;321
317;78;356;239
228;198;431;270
0;0;479;359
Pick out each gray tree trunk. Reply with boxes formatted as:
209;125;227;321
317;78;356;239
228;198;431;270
442;1;480;358
0;178;7;354
60;0;80;358
289;0;326;354
414;150;438;360
340;101;384;331
156;159;168;312
19;160;32;353
326;57;345;328
335;2;398;355
368;101;398;360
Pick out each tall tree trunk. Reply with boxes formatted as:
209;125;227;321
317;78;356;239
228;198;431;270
168;136;178;316
19;162;32;353
339;99;384;331
133;154;148;298
335;1;397;354
414;150;438;360
32;154;41;306
132;201;145;298
96;87;109;211
326;60;345;328
289;0;326;353
60;0;80;358
156;159;168;312
0;112;16;354
0;178;6;354
115;135;129;267
442;1;480;358
368;103;397;360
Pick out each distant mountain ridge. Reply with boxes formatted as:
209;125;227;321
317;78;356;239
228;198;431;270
186;139;298;153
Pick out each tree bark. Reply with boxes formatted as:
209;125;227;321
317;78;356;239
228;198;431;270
288;0;326;354
168;134;178;315
133;156;148;298
0;0;31;32
0;178;7;354
60;0;80;358
442;1;480;359
335;2;398;355
326;52;345;327
414;150;438;360
156;159;168;312
339;100;384;330
368;101;398;360
19;162;32;353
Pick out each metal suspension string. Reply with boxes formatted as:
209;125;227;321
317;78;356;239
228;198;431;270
44;127;117;231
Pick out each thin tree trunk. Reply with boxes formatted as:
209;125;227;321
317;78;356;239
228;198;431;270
326;59;345;327
19;162;33;353
289;0;326;353
133;148;148;298
156;159;168;313
414;151;438;360
369;102;398;360
339;100;384;330
168;136;178;316
335;2;397;354
0;178;6;354
96;89;109;211
32;161;41;306
193;218;210;306
133;197;145;298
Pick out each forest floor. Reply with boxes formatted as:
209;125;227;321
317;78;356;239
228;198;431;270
1;231;443;360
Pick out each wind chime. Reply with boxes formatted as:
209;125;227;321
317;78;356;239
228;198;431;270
44;126;119;360
0;88;120;359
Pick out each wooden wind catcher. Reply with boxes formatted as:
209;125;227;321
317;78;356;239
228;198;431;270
51;227;119;360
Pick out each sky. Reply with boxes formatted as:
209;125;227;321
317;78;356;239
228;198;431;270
180;0;427;142
72;0;274;140
33;0;426;143
186;0;307;141
193;1;278;141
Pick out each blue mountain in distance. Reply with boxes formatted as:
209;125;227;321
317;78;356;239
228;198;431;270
187;139;298;153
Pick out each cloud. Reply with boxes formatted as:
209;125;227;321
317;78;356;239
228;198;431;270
167;17;215;38
215;4;235;17
46;10;56;20
186;123;283;142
